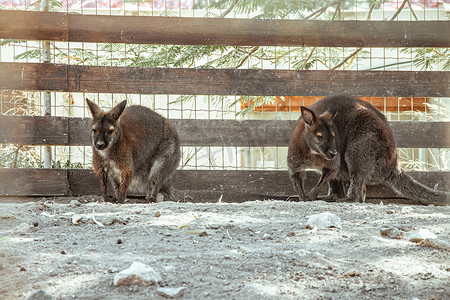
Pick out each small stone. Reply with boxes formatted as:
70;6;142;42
287;232;296;237
102;216;122;226
406;229;437;243
420;272;433;280
306;212;341;230
117;239;123;244
60;250;66;255
69;200;81;207
113;262;161;286
416;238;450;251
24;289;56;300
401;206;413;214
32;222;39;227
380;228;404;239
19;266;26;271
155;211;162;218
156;287;186;298
13;223;32;235
343;269;360;277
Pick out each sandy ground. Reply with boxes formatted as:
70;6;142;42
0;197;449;300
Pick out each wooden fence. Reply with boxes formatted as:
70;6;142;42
0;10;449;202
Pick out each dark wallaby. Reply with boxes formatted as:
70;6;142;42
86;99;181;203
287;106;341;201
288;95;450;206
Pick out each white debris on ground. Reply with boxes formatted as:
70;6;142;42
0;198;449;299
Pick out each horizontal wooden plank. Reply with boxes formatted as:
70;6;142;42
0;11;449;47
389;122;450;149
0;115;68;145
172;119;294;147
0;10;68;42
0;168;68;196
0;168;448;203
1;116;449;148
1;63;449;97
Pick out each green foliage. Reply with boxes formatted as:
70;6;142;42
400;48;450;71
207;0;315;19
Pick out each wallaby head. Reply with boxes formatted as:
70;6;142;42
300;106;337;161
86;99;127;151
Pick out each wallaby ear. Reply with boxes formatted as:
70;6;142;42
86;98;102;118
301;106;316;126
110;100;127;120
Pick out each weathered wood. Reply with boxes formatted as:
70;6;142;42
68;169;100;197
0;115;68;145
0;63;68;91
1;63;448;97
0;168;68;196
389;122;450;149
0;10;449;47
68;117;91;146
1;115;449;148
172;119;294;147
0;168;447;201
0;10;68;42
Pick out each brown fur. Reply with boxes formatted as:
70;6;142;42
86;99;180;203
288;95;449;205
287;106;340;201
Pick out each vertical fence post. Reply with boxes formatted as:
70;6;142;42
40;0;52;168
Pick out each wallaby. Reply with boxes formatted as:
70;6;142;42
288;95;450;206
287;106;341;201
86;99;181;203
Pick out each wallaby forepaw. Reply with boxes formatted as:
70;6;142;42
286;195;300;202
145;194;164;203
145;195;157;203
305;192;318;201
322;195;338;202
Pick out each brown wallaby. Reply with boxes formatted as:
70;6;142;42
287;106;341;201
86;99;180;203
288;95;450;206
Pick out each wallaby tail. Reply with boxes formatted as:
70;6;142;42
385;169;450;206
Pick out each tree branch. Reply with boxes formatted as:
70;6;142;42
331;0;409;70
235;46;259;68
220;0;240;18
303;0;344;20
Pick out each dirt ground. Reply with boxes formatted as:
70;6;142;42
0;196;449;300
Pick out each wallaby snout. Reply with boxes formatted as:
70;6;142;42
327;149;337;159
95;140;106;150
86;98;181;203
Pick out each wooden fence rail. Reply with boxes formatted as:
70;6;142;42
1;115;449;148
1;10;449;47
1;62;449;97
1;11;449;202
0;168;448;203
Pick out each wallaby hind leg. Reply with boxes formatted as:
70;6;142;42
323;179;346;202
306;168;336;201
146;155;178;203
339;174;367;203
289;171;307;201
159;180;174;201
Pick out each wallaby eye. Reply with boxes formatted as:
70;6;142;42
316;134;323;140
92;129;97;134
107;129;114;135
